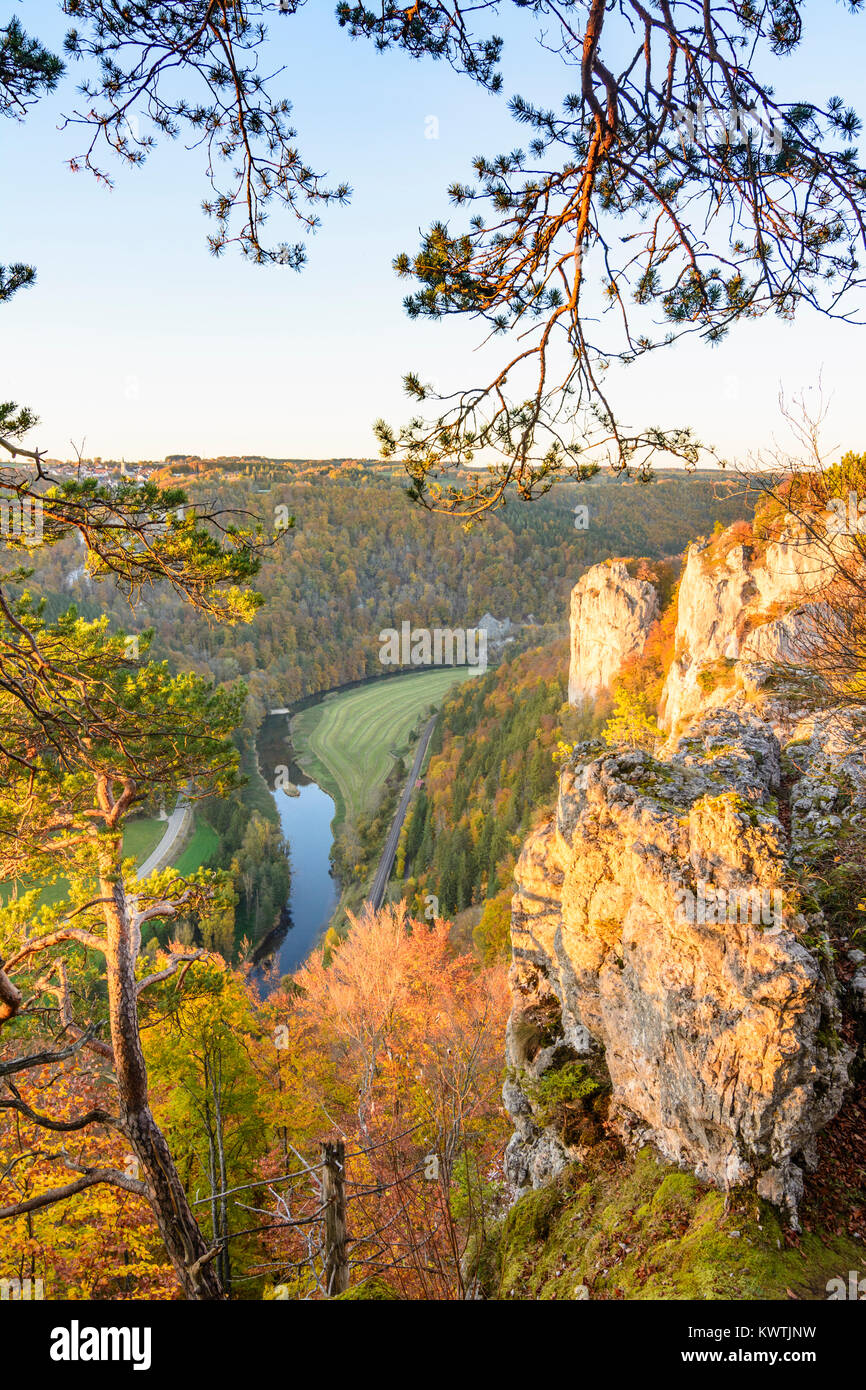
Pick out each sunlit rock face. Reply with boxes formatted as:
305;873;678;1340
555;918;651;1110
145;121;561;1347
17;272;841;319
568;562;659;705
508;517;866;1223
505;709;851;1221
659;533;835;735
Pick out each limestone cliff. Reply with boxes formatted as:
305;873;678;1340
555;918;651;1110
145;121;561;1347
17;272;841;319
506;518;864;1224
568;561;659;704
659;530;834;735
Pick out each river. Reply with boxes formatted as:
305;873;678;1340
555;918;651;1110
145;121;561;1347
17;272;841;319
254;714;339;978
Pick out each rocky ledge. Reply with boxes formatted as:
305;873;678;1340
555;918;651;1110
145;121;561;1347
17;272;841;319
505;707;857;1224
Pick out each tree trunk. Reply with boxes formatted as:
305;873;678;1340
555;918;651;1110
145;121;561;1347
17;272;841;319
0;959;22;1022
98;841;224;1300
322;1140;349;1296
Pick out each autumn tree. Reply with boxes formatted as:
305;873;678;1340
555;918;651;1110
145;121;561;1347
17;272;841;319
0;1;322;1300
744;396;866;712
262;903;510;1298
0;615;249;1298
602;686;660;751
144;977;270;1297
0;1050;177;1300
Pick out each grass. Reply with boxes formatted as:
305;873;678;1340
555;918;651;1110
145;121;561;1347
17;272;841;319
173;817;219;875
0;875;70;910
291;667;479;826
0;815;171;910
120;816;166;866
0;813;217;911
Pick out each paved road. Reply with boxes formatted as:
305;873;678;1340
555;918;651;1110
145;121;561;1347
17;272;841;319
136;796;191;881
366;716;437;912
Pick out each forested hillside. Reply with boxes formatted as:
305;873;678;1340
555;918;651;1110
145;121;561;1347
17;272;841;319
396;640;598;956
11;467;754;957
33;467;756;722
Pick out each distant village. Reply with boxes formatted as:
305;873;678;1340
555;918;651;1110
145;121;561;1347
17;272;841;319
41;459;160;485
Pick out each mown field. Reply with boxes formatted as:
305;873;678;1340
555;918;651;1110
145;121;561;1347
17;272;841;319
291;667;479;826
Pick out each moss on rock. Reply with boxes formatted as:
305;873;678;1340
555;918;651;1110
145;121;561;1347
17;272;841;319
481;1140;864;1301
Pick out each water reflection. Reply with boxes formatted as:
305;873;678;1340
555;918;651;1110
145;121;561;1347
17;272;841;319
254;716;339;980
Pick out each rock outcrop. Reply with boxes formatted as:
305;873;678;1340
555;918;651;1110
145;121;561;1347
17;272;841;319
508;518;863;1224
659;532;833;735
568;561;659;705
506;709;852;1220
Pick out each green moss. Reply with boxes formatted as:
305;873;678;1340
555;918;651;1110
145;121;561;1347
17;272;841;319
505;1183;561;1247
815;1023;843;1055
620;755;693;813
482;1140;865;1301
335;1277;402;1300
697;789;765;828
649;1171;701;1215
494;1184;563;1295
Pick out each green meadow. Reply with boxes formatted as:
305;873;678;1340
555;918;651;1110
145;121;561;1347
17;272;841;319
0;813;217;911
119;816;166;867
173;818;220;876
291;667;479;826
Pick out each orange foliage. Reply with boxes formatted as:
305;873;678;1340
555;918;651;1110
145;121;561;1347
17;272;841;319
260;902;510;1298
0;1059;174;1299
616;590;679;711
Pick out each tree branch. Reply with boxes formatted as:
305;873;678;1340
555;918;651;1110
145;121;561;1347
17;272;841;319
0;1168;147;1220
0;1096;118;1132
0;1023;102;1077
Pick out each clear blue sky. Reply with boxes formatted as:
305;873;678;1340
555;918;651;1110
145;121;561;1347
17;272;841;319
1;1;864;463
